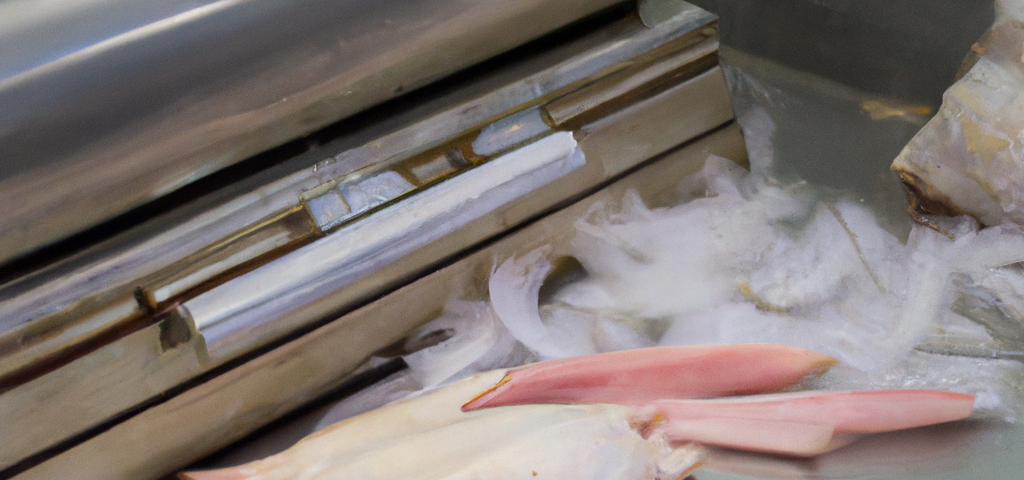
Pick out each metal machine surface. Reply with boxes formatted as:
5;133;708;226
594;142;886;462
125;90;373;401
0;1;740;478
1;1;1020;480
0;0;627;265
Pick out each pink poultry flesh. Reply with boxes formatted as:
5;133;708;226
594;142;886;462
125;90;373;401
181;344;975;480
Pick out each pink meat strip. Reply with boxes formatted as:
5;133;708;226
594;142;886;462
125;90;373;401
654;390;976;455
462;344;837;411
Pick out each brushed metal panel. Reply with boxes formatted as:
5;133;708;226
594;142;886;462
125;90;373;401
0;0;623;264
0;7;717;373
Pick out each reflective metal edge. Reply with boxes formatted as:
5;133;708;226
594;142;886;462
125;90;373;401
0;63;733;476
0;5;718;380
189;132;586;343
0;0;626;265
13;123;747;480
